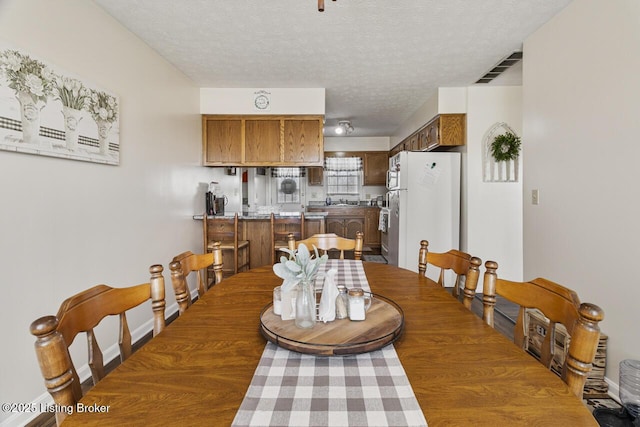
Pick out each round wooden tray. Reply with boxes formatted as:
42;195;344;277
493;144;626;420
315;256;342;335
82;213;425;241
259;294;404;356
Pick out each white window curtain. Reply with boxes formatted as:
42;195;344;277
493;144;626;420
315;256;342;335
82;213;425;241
325;157;362;195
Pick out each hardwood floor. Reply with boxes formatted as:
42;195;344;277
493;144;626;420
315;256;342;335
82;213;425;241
446;287;517;340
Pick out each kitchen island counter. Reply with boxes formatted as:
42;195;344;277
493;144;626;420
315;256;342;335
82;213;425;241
197;213;326;269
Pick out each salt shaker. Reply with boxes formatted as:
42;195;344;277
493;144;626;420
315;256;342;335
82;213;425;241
348;288;367;321
335;286;348;319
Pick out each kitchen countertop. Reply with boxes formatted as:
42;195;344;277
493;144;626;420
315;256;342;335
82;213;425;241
193;212;328;221
193;206;381;221
307;204;382;209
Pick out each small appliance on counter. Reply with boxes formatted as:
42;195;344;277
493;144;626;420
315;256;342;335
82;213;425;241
206;182;227;216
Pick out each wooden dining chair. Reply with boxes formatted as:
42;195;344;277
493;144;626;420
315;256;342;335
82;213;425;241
203;212;250;277
29;265;166;426
288;232;363;260
418;240;481;310
169;243;223;314
481;260;604;398
271;212;305;264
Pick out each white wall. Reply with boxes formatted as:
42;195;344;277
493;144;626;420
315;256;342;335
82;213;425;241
466;86;523;285
523;0;640;391
200;88;325;114
391;87;467;146
393;86;523;286
324;136;390;152
0;1;214;425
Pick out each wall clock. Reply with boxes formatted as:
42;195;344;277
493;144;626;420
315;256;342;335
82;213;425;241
254;93;270;110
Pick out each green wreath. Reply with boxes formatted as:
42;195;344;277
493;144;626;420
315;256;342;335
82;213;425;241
490;132;521;162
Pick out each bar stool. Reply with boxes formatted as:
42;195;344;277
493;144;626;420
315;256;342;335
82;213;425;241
203;213;250;277
271;212;305;264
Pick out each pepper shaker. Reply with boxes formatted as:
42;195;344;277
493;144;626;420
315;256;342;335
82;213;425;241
335;286;348;319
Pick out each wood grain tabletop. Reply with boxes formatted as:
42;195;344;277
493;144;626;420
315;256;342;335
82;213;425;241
62;262;596;426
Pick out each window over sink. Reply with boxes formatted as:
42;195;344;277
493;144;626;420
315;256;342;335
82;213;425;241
325;157;362;196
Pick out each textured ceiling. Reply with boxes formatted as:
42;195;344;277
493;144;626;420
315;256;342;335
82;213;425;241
93;0;571;137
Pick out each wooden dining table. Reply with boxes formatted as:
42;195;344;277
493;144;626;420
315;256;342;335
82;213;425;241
62;262;597;426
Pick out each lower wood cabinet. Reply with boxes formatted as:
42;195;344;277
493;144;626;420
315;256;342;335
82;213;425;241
363;208;381;248
326;217;365;240
240;217;325;269
307;207;381;251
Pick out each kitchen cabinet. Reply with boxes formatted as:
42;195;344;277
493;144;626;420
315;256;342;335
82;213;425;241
245;119;281;163
390;141;404;157
424;113;465;150
203;118;243;164
408;133;420;151
284;119;323;164
417;127;429;151
307;206;381;251
202;115;324;166
390;113;466;154
363;152;388;186
325;216;365;239
364;208;381;248
239;216;325;269
307;166;323;186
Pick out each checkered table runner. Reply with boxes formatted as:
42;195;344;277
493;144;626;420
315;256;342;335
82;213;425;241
312;259;370;291
232;260;427;427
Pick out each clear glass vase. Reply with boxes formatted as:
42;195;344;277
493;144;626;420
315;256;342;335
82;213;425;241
295;278;316;329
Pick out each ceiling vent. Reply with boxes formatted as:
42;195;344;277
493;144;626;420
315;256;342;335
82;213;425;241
475;51;523;84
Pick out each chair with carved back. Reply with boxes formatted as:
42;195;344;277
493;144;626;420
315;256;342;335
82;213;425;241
288;232;363;260
418;240;481;310
271;212;305;264
169;243;223;315
203;212;250;277
481;260;604;398
29;265;166;426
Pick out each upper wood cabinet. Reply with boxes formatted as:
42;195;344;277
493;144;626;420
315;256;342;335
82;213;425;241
391;113;466;154
363;152;388;186
307;166;324;186
284;119;323;164
203;118;243;164
424;113;465;150
390;141;404;157
202;115;324;166
245;119;281;163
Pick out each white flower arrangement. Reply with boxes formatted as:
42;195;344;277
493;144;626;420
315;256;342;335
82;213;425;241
88;89;118;123
54;76;89;110
273;243;328;292
0;49;53;103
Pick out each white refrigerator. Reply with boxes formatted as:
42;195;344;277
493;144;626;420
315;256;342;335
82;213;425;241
386;151;461;272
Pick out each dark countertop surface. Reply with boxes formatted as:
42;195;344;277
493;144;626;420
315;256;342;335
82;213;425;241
193;212;328;220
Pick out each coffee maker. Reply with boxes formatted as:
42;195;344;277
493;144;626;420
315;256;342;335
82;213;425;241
205;182;226;216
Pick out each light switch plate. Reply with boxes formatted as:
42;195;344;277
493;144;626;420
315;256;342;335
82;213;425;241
532;189;539;205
